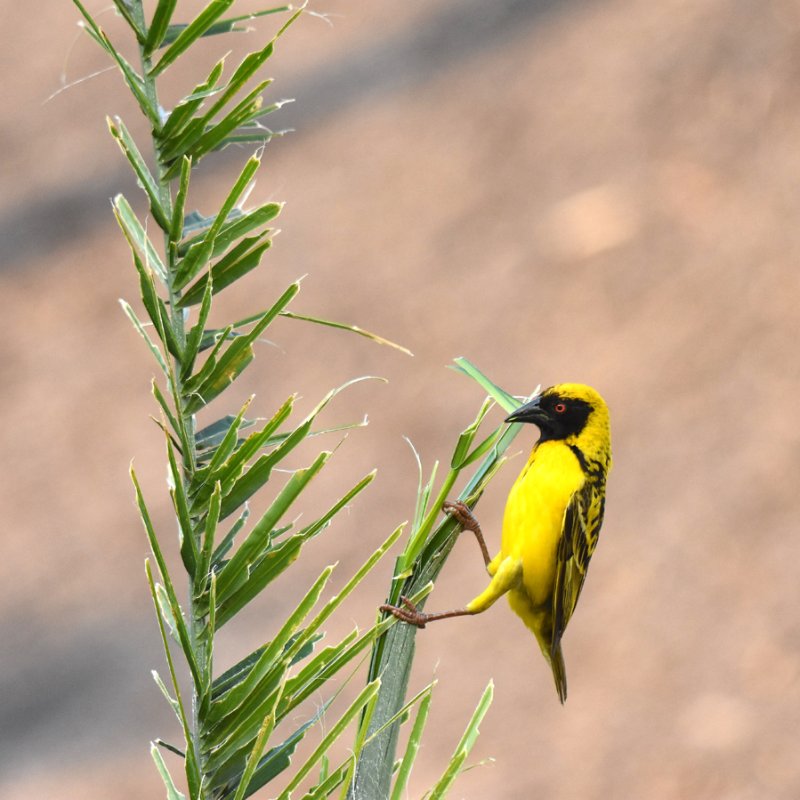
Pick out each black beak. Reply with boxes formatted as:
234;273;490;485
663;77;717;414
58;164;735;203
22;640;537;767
505;395;549;426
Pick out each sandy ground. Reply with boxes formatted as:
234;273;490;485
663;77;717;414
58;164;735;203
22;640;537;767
2;0;800;797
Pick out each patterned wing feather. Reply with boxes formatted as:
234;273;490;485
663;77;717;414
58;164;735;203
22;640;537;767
550;479;606;654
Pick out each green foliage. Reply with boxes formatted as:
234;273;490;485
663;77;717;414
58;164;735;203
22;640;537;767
350;358;534;800
73;1;533;797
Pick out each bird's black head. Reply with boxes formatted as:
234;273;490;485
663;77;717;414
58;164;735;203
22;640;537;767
505;386;594;442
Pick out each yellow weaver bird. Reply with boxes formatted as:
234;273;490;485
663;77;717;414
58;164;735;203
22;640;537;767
381;384;611;703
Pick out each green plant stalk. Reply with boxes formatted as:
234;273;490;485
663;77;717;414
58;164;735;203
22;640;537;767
82;0;517;790
353;366;529;800
129;0;208;787
347;466;459;800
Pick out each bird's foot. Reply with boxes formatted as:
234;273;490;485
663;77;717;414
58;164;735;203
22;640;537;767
379;595;428;628
443;500;479;533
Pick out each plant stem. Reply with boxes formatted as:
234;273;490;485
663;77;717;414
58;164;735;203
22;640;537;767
131;2;206;793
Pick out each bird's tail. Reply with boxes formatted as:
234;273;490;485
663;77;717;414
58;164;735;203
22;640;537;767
549;642;568;704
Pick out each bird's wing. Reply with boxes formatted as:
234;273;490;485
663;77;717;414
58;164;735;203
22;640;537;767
550;479;606;654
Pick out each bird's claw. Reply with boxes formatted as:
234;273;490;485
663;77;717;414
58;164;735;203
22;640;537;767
379;595;428;628
443;500;478;532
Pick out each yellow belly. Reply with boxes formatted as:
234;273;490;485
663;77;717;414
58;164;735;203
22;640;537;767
501;441;585;608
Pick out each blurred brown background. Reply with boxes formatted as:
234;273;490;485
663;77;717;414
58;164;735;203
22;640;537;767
2;0;800;797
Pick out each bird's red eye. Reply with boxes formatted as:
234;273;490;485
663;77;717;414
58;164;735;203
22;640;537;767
554;402;567;413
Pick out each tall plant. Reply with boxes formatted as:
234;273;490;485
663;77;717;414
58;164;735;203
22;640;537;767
71;2;533;797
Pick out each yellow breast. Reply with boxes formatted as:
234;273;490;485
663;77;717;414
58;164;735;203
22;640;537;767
501;441;585;607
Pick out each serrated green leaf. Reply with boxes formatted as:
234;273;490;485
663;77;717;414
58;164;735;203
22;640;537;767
279;629;359;707
160;117;209;171
204;659;290;777
244;416;370;455
212;646;265;701
240;707;325;799
182;209;215;237
214;451;331;608
165;434;198;579
282;523;404;667
451;356;527;414
280;591;431;729
152;670;181;720
450;397;492;469
177;210;238;256
73;0;158;125
133;260;182;363
196;397;253;476
178;82;271;168
215;532;310;629
215;420;318;522
196;410;255;451
427;681;493;800
280;311;413;356
112;0;146;40
145;560;200;793
120;300;168;374
301;760;351;800
184;345;250;414
108;118;171;231
163;10;300;176
363;682;434;750
276;680;381;800
182;200;281;260
175;155;261;291
211;506;250;567
196;329;240;352
160;6;290;47
144;0;178;55
170;156;192;242
134;471;202;691
155;582;179;643
185;91;293;166
191;395;294;507
390;686;434;800
177;236;273;308
210;566;334;725
150;742;187;800
217;470;376;625
186;319;230;394
183;282;299;415
212;632;321;705
211;128;285;150
181;272;214;379
196;482;222;591
453;422;505;470
196;16;289;122
159;59;225;145
211;101;294;155
150;0;236;77
152;380;192;458
230;688;281;800
112;194;167;281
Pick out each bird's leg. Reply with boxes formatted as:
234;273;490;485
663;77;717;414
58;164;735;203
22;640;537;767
379;503;509;628
442;500;492;568
379;595;475;629
380;557;522;629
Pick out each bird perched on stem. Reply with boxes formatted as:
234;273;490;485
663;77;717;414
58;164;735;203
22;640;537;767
381;383;612;703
